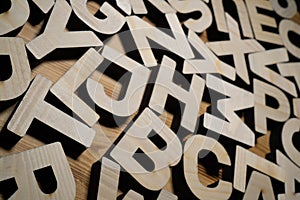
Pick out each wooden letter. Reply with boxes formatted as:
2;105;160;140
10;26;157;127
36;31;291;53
270;0;297;18
26;0;102;59
116;0;147;15
97;158;120;200
277;151;300;200
184;135;232;200
168;0;212;33
87;46;150;117
277;62;300;90
149;56;205;133
51;48;103;127
0;142;75;199
116;0;174;15
281;118;300;167
243;171;276;200
0;37;31;101
70;0;125;34
0;0;29;35
123;190;144;200
207;14;264;84
254;79;290;134
234;146;285;192
246;0;283;45
32;0;55;13
110;108;182;190
7;74;95;148
127;13;194;67
293;99;300;118
204;74;255;146
279;19;300;60
212;0;253;38
157;190;178;200
249;48;297;97
148;0;175;14
183;31;236;81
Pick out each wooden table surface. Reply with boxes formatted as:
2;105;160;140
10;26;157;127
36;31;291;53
0;2;299;200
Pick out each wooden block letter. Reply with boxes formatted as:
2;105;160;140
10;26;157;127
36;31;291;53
204;74;255;146
157;190;177;200
32;0;55;13
277;62;300;90
7;74;95;148
277;151;300;200
254;79;290;134
110;108;182;190
70;0;125;34
243;171;276;200
87;46;150;117
279;19;300;60
149;56;205;133
184;135;232;200
168;0;212;33
293;99;300;118
281;118;300;167
123;190;144;200
96;157;120;200
183;31;236;81
249;48;297;97
51;48;103;127
127;13;194;67
26;0;102;60
0;0;29;35
246;0;283;45
207;14;264;84
116;0;147;15
270;0;297;19
0;142;75;199
0;37;31;101
234;146;285;192
211;0;253;38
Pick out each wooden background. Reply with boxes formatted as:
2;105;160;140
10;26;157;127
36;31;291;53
0;2;299;200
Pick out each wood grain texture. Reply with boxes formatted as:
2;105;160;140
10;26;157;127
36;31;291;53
51;48;103;127
206;14;264;84
0;2;299;200
7;74;95;148
70;0;126;34
149;56;205;133
168;0;212;33
246;0;283;45
254;79;290;134
26;0;102;60
0;142;76;199
203;74;255;146
0;0;29;35
211;0;253;38
110;108;182;190
183;31;236;81
0;37;31;101
184;135;232;200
